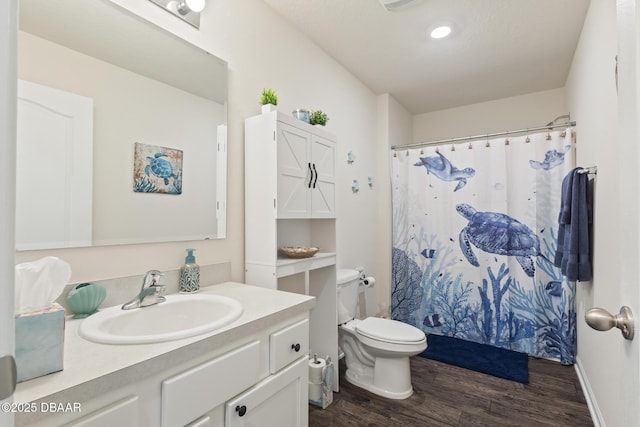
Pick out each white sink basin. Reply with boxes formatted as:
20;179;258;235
79;294;243;345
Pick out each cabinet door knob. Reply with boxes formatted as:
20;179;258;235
235;405;247;416
291;343;301;352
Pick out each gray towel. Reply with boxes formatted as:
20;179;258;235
554;168;592;281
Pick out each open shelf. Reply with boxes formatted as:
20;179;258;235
276;252;336;278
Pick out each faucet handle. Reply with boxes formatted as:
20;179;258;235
143;270;163;288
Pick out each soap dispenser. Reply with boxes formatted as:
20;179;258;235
179;248;200;293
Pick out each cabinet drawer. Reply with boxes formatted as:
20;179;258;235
67;396;138;427
270;319;309;373
225;356;308;427
162;341;260;427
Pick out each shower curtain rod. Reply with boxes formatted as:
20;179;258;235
391;121;576;151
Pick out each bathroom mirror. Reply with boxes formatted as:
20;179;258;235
16;0;227;250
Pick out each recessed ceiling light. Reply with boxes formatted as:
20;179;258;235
430;26;452;39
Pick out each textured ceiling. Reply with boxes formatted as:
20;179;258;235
263;0;591;114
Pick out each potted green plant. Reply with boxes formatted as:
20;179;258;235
309;110;329;126
260;88;278;113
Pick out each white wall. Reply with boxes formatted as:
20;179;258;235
565;1;618;425
14;0;380;297
566;1;636;425
375;94;413;316
413;88;568;142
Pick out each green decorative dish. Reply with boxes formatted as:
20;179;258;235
67;282;106;319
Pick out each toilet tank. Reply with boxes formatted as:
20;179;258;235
337;269;361;325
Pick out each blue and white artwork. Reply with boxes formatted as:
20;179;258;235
456;204;543;277
529;144;571;170
392;129;577;365
133;142;183;195
414;152;475;191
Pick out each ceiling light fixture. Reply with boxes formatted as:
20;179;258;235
378;0;423;12
148;0;205;29
177;0;205;15
430;25;452;39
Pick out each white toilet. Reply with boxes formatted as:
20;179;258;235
337;269;427;399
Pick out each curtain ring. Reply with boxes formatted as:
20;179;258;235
505;132;510;145
435;146;440;153
451;144;455;151
546;132;552;141
393;151;397;157
560;130;566;138
420;148;424;155
468;142;473;149
405;150;409;156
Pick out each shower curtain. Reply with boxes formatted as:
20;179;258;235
391;129;576;364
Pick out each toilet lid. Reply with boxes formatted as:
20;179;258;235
355;317;426;344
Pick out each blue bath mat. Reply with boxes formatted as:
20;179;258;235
419;334;529;384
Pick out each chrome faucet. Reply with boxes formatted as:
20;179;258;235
121;270;166;310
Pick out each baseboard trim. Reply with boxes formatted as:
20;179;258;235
574;356;605;427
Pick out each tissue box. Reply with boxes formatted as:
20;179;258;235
15;303;65;382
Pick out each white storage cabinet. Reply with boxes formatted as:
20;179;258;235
244;111;339;392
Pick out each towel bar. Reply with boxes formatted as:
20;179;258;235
577;166;597;175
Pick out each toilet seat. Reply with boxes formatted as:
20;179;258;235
355;317;426;345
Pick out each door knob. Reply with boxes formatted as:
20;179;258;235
585;306;634;340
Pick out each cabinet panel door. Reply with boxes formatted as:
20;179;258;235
162;341;260;427
67;396;138;427
225;357;308;427
277;123;311;218
310;135;335;218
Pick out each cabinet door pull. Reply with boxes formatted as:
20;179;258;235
291;343;301;352
308;162;313;188
236;405;247;416
312;163;318;188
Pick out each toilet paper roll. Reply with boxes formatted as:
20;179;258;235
363;276;376;288
309;357;326;383
309;381;323;402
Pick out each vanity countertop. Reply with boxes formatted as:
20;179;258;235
13;282;315;406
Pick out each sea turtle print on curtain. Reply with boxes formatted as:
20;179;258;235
391;129;577;365
414;151;476;191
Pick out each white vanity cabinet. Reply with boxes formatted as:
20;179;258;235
161;319;310;427
15;284;315;427
245;111;339;392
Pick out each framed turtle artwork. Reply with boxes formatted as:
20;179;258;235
133;142;183;194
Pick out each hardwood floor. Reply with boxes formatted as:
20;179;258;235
309;356;593;427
